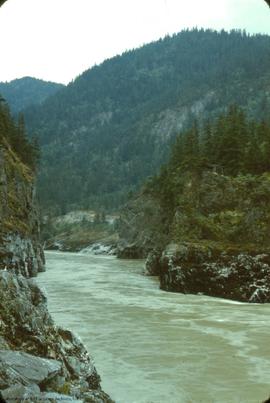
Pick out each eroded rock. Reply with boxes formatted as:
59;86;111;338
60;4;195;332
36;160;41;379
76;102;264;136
0;350;61;389
117;193;166;258
1;384;41;403
146;242;270;303
0;271;114;402
1;385;83;403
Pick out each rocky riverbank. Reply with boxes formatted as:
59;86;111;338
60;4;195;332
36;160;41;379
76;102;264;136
145;243;270;303
0;270;113;403
0;138;113;401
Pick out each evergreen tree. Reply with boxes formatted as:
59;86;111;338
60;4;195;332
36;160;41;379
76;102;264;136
0;98;39;170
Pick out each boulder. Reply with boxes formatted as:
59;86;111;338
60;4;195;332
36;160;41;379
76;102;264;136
1;385;83;403
1;384;41;403
0;350;61;389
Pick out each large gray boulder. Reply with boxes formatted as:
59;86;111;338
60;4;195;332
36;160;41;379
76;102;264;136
1;384;83;403
1;384;41;403
0;350;61;389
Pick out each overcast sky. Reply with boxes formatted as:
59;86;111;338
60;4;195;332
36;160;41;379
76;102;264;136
0;0;269;84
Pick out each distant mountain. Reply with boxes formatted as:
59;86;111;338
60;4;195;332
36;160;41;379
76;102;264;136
23;29;270;214
0;77;64;113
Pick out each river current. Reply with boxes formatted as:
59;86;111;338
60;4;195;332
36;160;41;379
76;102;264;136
37;251;270;403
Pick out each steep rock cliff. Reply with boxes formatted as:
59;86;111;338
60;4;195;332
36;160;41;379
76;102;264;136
117;193;165;258
0;129;113;401
0;141;45;276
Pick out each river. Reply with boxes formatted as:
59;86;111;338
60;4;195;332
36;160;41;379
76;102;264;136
37;251;270;403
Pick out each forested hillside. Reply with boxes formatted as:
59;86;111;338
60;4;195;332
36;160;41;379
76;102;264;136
0;77;64;114
24;29;270;214
144;106;270;244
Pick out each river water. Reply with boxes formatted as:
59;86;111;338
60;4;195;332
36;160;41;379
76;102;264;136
37;251;270;403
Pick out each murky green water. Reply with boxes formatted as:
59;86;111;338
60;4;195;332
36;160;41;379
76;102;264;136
37;251;270;403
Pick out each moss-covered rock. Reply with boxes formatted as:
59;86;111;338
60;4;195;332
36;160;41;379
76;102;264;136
0;143;45;276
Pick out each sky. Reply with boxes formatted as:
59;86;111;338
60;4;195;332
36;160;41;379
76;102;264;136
0;0;269;84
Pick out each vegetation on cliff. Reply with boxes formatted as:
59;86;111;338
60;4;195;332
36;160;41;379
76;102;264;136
0;98;45;276
144;106;270;249
0;100;41;235
0;101;40;171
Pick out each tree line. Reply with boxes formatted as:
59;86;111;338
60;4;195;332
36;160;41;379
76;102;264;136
0;99;39;170
147;106;270;212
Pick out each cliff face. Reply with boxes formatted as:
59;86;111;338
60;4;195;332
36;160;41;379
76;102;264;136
0;142;45;276
117;193;165;258
0;136;113;401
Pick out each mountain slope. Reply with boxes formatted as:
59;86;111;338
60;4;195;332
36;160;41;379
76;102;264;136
24;29;270;213
0;77;64;113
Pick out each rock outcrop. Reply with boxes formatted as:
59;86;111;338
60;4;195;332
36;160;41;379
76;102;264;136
146;243;270;303
0;271;113;402
117;193;166;258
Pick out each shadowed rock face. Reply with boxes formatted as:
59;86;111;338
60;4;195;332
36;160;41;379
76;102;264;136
117;193;166;259
0;145;45;277
146;243;270;303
